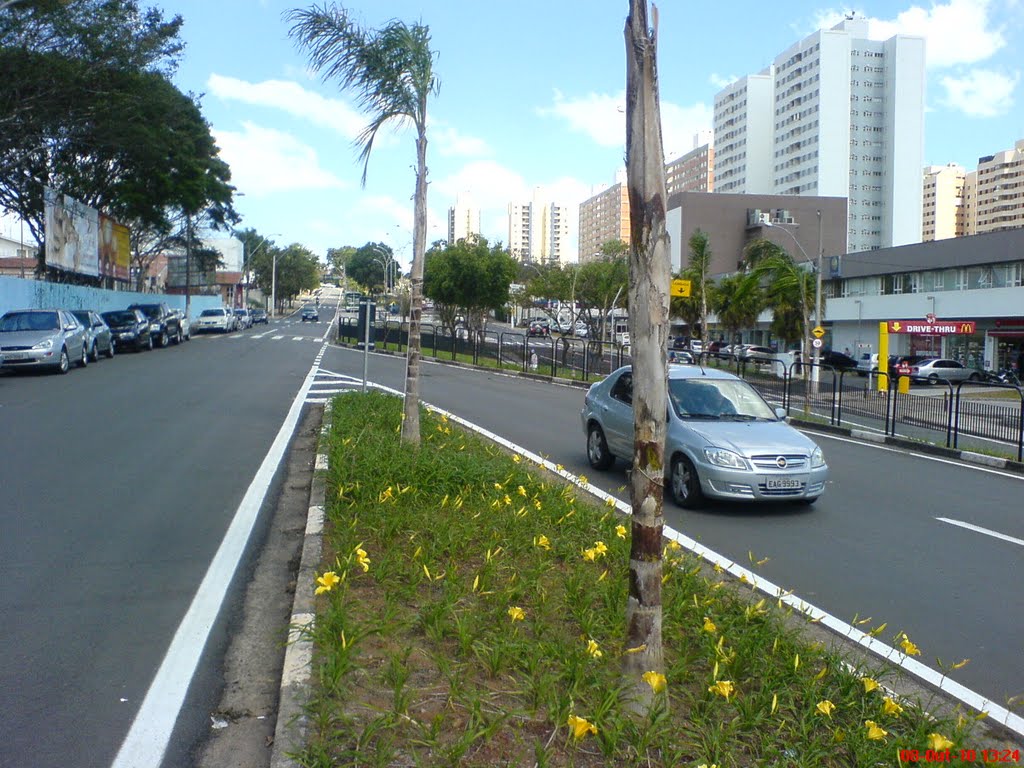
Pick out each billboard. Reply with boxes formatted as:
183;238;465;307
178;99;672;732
43;187;99;277
98;214;131;282
165;254;216;290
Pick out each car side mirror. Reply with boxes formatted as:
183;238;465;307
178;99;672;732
774;407;787;421
65;324;78;332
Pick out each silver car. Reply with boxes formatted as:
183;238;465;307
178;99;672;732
71;310;115;361
909;358;981;384
0;309;90;374
581;365;828;508
194;308;234;333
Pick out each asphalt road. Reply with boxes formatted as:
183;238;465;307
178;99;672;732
315;344;1024;714
0;309;331;768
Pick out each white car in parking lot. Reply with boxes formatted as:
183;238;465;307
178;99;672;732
194;308;234;333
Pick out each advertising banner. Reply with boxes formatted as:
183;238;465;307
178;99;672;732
43;187;99;276
165;254;215;289
99;214;131;281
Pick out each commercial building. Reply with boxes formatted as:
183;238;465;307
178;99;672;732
968;138;1024;236
712;16;926;254
667;191;847;276
922;164;967;242
666;141;714;196
508;187;572;265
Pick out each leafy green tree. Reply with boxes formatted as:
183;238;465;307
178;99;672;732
288;4;439;446
746;238;818;351
260;243;320;310
670;230;713;346
346;242;395;293
423;236;517;335
326;245;357;279
575;254;628;342
711;272;764;345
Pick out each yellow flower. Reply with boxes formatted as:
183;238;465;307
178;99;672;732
864;720;888;740
642;670;667;693
951;658;970;669
816;700;836;718
899;633;921;656
881;696;903;716
593;541;608;555
315;571;340;595
533;499;542;510
793;653;800;671
582;548;597;562
534;534;551;550
703;617;717;633
507;606;525;622
708;680;734;700
517;485;527;496
555;463;564;472
868;621;888;637
578;474;588;485
861;677;880;693
615;524;627;538
585;639;602;658
927;733;954;751
598;569;608;581
697;765;720;768
513;454;521;463
605;497;617;508
493;482;503;490
355;548;371;572
566;714;597;740
770;693;778;715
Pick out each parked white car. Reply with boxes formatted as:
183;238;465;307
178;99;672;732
194;308;234;334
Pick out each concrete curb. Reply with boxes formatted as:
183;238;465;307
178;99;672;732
270;402;331;768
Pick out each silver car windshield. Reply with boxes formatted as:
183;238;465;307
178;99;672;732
0;311;60;332
668;378;776;420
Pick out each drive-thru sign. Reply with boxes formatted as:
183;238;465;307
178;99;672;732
886;320;976;335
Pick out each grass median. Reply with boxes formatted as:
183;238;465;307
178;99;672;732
297;390;989;767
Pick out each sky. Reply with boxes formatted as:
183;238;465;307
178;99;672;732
154;0;1024;269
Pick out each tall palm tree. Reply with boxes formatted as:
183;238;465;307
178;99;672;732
746;238;818;359
287;4;438;446
712;271;764;346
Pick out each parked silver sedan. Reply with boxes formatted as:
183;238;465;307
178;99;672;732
0;308;89;374
580;365;828;508
909;358;981;384
71;310;115;361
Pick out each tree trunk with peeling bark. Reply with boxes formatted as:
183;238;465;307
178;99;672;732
401;107;428;445
623;0;669;715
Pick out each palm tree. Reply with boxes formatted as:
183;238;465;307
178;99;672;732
287;4;438;446
745;238;818;363
670;230;713;346
712;271;764;347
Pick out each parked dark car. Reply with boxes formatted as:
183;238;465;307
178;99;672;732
301;306;320;322
128;302;181;347
102;309;153;352
72;310;115;361
250;308;268;324
816;350;858;371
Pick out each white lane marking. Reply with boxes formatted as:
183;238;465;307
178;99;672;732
937;517;1024;547
292;336;303;341
110;344;324;768
272;335;284;340
317;370;1024;739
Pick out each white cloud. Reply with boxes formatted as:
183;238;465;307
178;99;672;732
212;122;348;196
539;89;712;157
813;1;1006;69
709;73;738;90
430;122;492;158
207;74;366;138
939;68;1019;116
434;161;531;211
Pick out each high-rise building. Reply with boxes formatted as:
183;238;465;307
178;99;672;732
666;138;715;196
712;16;926;253
578;170;630;263
922;164;966;241
447;193;481;245
971;139;1024;235
507;187;572;265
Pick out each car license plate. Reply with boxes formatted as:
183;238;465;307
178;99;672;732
765;477;801;490
5;352;28;361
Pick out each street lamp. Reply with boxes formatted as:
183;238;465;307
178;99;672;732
764;212;824;383
247;233;280;308
369;244;395;294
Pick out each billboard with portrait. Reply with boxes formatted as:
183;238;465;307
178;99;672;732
43;187;99;277
99;214;131;282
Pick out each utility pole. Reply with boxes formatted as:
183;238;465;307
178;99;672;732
814;209;823;382
185;214;192;317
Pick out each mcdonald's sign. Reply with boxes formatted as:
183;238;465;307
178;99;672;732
885;320;976;335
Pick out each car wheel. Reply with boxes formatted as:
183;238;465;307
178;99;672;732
586;423;614;470
106;340;115;359
175;328;183;344
89;342;99;362
968;372;980;382
57;346;70;374
669;454;704;509
928;373;939;385
78;343;88;368
146;334;154;351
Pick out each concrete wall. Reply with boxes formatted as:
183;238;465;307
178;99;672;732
0;275;224;319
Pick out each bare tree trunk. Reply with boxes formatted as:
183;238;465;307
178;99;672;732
401;116;427;446
623;0;669;716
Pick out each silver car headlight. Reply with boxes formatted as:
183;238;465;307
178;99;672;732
703;447;750;470
32;338;54;351
810;446;826;468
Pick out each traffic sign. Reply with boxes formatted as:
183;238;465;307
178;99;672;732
811;338;823;349
670;279;691;298
812;326;825;339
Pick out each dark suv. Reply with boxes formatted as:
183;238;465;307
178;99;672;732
128;302;182;347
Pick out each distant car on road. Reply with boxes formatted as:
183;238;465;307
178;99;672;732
0;308;89;374
102;309;153;352
72;310;115;361
527;320;550;337
581;365;827;508
250;308;268;325
301;306;320;322
233;308;252;329
128;302;181;347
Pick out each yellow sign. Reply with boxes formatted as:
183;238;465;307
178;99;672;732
670;279;691;297
812;326;825;339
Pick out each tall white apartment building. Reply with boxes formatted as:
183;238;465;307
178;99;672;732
922;164;966;241
507;187;572;265
713;17;926;253
446;193;481;245
971;139;1024;235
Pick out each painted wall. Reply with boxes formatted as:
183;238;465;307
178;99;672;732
0;275;224;319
